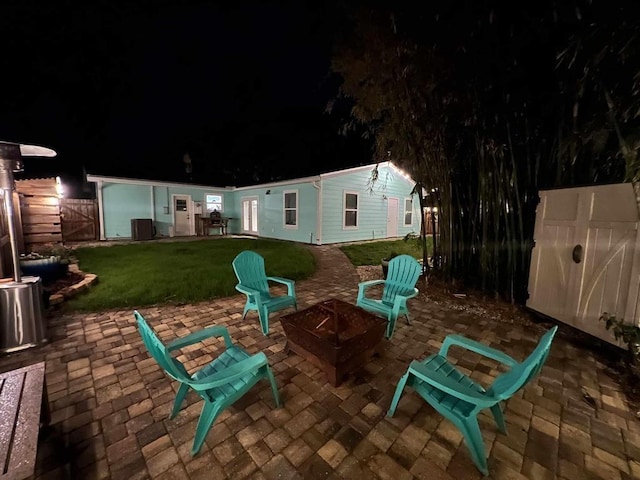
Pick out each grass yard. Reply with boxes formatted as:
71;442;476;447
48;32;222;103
340;238;432;266
66;238;315;312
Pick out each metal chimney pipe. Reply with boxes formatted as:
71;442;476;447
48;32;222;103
0;140;56;354
0;142;24;282
0;141;56;282
3;190;21;282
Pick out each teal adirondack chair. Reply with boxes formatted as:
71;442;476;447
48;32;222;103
232;250;297;335
356;254;421;338
388;326;558;475
134;310;281;456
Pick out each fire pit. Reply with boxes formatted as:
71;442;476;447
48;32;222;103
280;298;387;386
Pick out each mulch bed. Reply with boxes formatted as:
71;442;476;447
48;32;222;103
42;272;85;297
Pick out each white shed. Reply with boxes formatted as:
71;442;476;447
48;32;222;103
527;182;640;345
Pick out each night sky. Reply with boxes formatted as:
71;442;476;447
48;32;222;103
0;1;371;196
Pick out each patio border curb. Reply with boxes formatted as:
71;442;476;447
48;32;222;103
48;263;98;306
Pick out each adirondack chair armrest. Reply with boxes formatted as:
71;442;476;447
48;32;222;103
235;284;264;304
267;277;295;296
408;360;496;407
391;288;419;315
189;352;270;390
394;288;419;303
439;335;519;367
357;279;385;297
167;326;234;351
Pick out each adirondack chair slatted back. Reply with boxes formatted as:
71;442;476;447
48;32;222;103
488;326;558;400
232;251;270;294
382;255;421;303
135;311;189;382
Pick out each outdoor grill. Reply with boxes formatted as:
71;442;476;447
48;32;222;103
0;140;56;353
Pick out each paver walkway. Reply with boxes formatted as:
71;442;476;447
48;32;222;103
1;243;639;479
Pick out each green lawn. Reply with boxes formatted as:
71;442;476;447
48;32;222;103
66;238;315;312
339;238;431;266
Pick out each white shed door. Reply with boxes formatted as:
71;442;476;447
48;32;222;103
527;183;640;344
387;197;399;237
173;194;192;236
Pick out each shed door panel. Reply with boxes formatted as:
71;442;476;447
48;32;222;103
527;223;577;323
527;191;580;323
574;224;637;340
527;183;640;345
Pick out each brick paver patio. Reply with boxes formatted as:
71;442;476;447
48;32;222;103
1;243;639;479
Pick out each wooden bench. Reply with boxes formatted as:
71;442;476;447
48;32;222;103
0;362;50;480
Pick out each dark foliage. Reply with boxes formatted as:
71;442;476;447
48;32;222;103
331;0;640;302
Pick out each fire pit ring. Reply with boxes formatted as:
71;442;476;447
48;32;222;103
280;298;387;386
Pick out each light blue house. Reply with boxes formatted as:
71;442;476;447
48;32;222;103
86;162;422;245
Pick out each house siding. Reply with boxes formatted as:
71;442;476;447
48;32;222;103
90;162;421;244
234;182;318;243
320;164;420;244
100;181;233;239
162;186;232;236
102;184;153;239
151;186;170;236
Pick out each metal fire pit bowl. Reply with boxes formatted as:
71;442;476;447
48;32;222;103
280;298;387;386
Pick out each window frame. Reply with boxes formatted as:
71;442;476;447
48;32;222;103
175;198;188;212
204;193;223;214
343;191;359;230
283;189;298;229
403;197;414;226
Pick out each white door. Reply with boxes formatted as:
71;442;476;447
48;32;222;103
527;183;640;344
173;194;192;236
242;197;258;235
387;197;399;237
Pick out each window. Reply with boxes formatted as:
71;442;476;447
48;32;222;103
284;190;298;228
344;192;358;228
404;198;413;226
205;194;223;213
175;198;187;211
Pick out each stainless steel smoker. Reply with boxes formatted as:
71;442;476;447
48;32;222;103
0;141;56;353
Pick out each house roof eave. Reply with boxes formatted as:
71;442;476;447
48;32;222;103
85;174;234;191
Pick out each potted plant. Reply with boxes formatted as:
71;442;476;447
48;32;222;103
20;245;72;283
381;251;399;279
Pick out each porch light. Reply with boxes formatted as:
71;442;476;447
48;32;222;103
55;176;64;198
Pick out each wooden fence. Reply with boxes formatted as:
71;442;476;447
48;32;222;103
15;178;62;250
60;198;98;241
423;209;439;235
